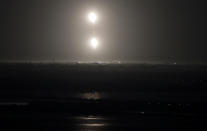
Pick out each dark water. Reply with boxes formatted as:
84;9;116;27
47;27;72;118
0;63;207;130
2;112;205;130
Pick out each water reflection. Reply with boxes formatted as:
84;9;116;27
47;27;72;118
76;116;105;120
78;92;103;100
75;115;108;130
79;123;106;127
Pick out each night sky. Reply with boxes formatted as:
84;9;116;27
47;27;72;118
1;0;207;62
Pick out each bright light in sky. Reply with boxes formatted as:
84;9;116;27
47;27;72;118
88;12;97;24
90;37;99;49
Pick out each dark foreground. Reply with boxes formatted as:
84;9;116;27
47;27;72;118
0;63;207;130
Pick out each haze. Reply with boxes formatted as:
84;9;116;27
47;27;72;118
1;0;207;63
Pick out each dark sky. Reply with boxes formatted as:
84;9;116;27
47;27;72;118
1;0;207;62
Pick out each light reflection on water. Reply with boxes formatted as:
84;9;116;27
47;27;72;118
75;115;108;130
76;116;105;120
78;92;104;100
78;123;106;127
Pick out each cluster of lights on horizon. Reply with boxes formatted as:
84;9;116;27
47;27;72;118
88;12;99;50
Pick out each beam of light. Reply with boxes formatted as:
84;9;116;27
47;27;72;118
88;12;97;24
90;37;99;49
